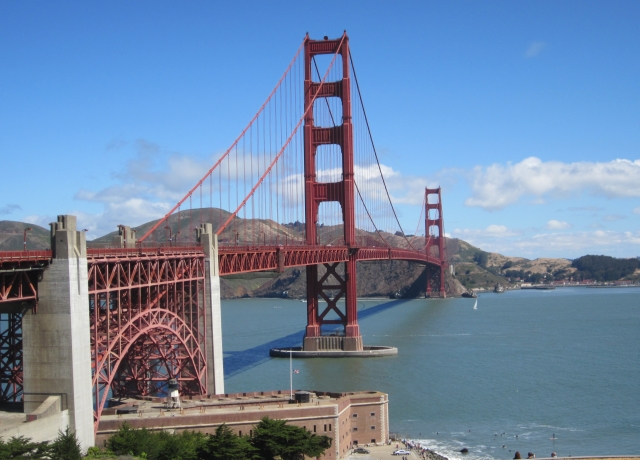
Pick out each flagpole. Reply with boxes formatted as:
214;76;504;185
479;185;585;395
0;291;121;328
289;349;293;400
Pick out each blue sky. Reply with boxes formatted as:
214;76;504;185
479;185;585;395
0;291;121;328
1;1;639;259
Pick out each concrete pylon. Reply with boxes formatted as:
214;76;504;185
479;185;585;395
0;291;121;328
196;224;225;395
112;225;136;248
22;215;94;450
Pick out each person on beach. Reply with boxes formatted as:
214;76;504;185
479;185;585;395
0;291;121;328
551;453;557;458
527;453;536;458
514;452;522;459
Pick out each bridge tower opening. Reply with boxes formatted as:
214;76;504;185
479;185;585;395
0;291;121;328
303;33;362;352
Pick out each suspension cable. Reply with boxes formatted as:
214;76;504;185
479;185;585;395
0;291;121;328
349;53;420;251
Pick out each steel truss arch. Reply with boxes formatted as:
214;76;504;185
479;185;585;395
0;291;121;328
92;307;206;426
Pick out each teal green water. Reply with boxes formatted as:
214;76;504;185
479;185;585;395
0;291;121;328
221;287;640;459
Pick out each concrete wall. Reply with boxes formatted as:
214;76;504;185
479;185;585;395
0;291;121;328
0;410;69;444
96;390;388;460
22;215;94;451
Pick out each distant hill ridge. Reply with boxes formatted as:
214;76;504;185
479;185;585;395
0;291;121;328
2;215;638;297
0;221;50;251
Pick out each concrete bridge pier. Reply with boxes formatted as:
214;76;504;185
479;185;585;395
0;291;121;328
197;224;225;395
22;215;94;450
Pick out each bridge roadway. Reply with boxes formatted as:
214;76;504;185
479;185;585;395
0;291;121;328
0;244;440;305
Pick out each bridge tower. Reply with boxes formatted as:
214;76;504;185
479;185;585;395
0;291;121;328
303;33;362;352
425;188;447;298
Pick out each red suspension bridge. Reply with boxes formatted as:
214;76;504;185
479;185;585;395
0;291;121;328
0;33;447;439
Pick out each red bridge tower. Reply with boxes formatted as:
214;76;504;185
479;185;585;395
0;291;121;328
303;33;362;351
425;187;447;297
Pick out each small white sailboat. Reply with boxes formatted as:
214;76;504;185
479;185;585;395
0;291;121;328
473;299;478;310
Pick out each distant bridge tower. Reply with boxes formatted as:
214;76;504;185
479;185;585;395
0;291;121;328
303;33;362;351
425;188;447;297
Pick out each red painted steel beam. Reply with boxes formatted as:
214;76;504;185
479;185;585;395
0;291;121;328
0;250;52;264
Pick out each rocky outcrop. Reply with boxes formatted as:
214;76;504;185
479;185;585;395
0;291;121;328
424;448;449;460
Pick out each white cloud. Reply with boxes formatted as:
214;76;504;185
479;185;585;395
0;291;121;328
454;228;640;259
547;220;571;230
73;139;229;236
453;224;520;239
516;230;640;254
525;41;547;58
603;214;626;222
465;157;640;210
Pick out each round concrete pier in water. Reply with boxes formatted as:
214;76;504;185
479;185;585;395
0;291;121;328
269;346;398;358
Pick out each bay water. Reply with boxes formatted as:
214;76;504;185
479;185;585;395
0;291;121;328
221;287;640;459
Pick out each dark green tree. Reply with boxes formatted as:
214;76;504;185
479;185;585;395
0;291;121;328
0;435;50;458
197;424;258;460
106;422;160;458
250;417;331;460
473;251;489;268
50;426;82;460
157;430;206;460
572;255;639;281
107;422;206;460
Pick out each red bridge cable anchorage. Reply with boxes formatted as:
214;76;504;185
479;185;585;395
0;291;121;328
349;53;419;252
215;35;346;236
311;56;390;249
137;39;306;243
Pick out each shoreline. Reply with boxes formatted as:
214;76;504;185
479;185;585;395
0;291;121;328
346;441;640;460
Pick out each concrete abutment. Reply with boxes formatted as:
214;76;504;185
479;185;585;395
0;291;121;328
22;215;94;450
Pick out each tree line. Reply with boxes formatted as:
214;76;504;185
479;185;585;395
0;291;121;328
571;255;639;281
472;251;639;283
0;417;331;460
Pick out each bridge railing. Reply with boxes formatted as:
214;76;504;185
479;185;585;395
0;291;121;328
0;250;52;263
86;246;204;259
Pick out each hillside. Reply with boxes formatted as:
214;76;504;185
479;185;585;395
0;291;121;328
3;217;638;297
0;221;50;250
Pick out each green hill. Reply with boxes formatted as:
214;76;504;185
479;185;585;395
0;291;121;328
0;221;50;250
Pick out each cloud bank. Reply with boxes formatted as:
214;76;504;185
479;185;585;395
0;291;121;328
547;220;571;230
465;157;640;210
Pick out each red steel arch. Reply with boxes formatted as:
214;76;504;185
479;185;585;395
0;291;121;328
92;308;206;424
87;250;208;428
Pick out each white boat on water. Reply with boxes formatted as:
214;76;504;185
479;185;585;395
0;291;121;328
473;299;478;310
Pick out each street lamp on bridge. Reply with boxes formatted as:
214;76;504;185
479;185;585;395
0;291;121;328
164;226;172;246
23;227;32;251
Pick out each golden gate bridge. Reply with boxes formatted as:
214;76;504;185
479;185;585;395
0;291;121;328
0;33;446;442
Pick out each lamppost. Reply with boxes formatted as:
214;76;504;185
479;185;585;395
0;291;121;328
23;227;32;251
164;226;172;246
174;231;180;245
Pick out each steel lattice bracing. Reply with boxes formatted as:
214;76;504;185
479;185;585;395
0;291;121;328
0;313;23;402
0;252;50;403
87;249;207;424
